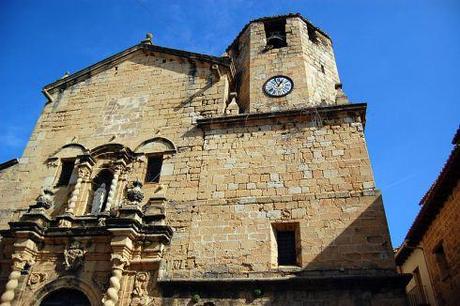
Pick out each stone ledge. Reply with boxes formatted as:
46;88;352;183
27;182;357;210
196;103;367;128
166;189;379;208
158;273;411;291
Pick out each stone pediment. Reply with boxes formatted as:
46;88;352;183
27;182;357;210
43;41;231;95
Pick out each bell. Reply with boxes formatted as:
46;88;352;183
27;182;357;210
267;31;286;47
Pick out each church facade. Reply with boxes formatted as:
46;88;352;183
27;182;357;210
0;14;408;305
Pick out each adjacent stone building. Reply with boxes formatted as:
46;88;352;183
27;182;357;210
396;128;460;306
0;14;408;305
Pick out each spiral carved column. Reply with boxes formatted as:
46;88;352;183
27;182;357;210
66;164;91;214
0;255;31;306
66;176;82;214
0;270;20;306
103;255;129;306
104;167;121;212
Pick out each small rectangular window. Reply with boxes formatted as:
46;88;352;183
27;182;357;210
272;222;300;267
277;230;296;265
433;242;449;279
57;159;75;186
145;156;163;183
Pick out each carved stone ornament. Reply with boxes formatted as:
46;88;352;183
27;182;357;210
64;241;86;271
98;217;107;226
102;254;130;306
33;188;54;210
46;158;59;168
92;272;110;292
111;254;129;270
12;253;35;270
58;218;72;228
77;166;91;180
27;272;47;289
126;180;144;204
130;272;152;306
0;254;35;306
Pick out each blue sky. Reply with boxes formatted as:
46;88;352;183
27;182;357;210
0;0;459;246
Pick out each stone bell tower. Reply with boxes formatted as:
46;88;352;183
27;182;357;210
227;14;343;113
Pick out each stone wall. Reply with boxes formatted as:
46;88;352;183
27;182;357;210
158;283;407;306
162;111;395;278
0;49;227;228
421;181;460;305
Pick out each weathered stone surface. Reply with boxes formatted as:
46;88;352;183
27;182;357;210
0;14;406;306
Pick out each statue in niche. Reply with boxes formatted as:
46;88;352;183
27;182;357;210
91;182;107;214
90;169;113;214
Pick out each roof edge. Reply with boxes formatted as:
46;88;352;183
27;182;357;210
0;158;19;171
43;43;231;93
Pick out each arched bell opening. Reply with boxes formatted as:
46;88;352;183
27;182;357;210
89;168;113;214
39;288;91;306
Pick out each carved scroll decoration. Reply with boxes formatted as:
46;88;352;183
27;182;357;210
63;241;86;272
27;272;47;290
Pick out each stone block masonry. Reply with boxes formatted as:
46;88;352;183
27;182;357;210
0;13;407;306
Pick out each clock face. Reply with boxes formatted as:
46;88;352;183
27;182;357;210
263;75;293;97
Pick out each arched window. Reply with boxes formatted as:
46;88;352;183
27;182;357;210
48;143;88;187
90;169;113;214
135;137;176;184
40;288;91;306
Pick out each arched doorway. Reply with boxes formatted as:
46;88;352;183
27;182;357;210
40;288;91;306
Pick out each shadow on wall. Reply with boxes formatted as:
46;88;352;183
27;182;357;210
127;54;219;112
158;195;409;305
0;179;409;306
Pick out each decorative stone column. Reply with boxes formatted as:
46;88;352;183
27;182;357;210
104;166;122;212
0;244;36;306
66;174;83;214
66;155;94;214
103;254;129;306
0;257;23;306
